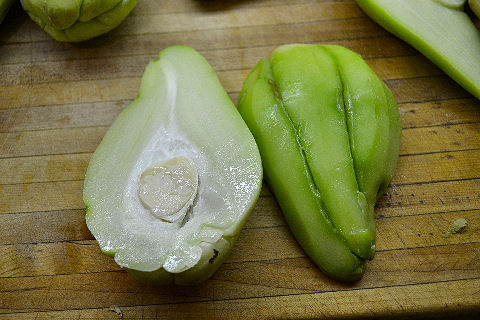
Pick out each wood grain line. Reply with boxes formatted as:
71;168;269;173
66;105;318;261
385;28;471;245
2;121;478;159
1;74;472;113
0;37;416;69
398;147;480;157
1;178;478;216
0;25;386;50
0;208;477;249
0;277;478;316
0;55;438;89
1;169;478;188
5;115;479;135
1;240;478;276
1;12;377;45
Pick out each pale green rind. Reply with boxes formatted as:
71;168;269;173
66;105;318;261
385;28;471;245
323;45;401;253
84;46;262;285
270;44;373;260
238;58;366;282
20;0;136;42
356;0;480;100
0;0;16;24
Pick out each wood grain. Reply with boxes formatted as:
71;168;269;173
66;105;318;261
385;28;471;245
0;0;479;319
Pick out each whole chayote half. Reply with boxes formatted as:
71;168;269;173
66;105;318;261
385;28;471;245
20;0;138;42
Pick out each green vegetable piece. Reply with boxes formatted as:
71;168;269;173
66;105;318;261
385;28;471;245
20;0;138;42
0;0;15;24
443;218;468;237
470;0;480;18
238;44;401;281
355;0;480;100
434;0;466;10
84;46;262;285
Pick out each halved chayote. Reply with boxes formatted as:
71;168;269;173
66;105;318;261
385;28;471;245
238;44;401;281
84;46;262;285
356;0;480;100
20;0;138;42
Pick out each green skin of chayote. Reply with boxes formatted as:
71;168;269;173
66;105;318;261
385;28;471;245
355;0;480;100
0;0;15;23
238;44;401;282
470;0;480;18
20;0;138;42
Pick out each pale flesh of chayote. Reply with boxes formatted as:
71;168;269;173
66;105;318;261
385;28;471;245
83;46;262;285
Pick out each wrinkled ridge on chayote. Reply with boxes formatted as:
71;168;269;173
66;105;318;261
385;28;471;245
20;0;138;41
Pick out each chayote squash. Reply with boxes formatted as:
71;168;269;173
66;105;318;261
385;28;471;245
84;46;262;285
238;44;401;281
21;0;138;42
356;0;480;100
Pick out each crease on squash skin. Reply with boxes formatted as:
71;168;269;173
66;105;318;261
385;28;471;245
325;47;379;252
322;45;400;258
258;58;332;235
266;63;326;217
325;48;377;257
21;0;123;30
271;46;373;260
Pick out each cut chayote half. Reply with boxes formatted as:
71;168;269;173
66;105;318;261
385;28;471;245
356;0;480;100
83;46;262;285
20;0;138;42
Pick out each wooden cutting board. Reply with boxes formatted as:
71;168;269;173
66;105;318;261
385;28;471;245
0;0;479;318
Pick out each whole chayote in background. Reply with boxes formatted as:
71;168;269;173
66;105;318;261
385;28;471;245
20;0;138;42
